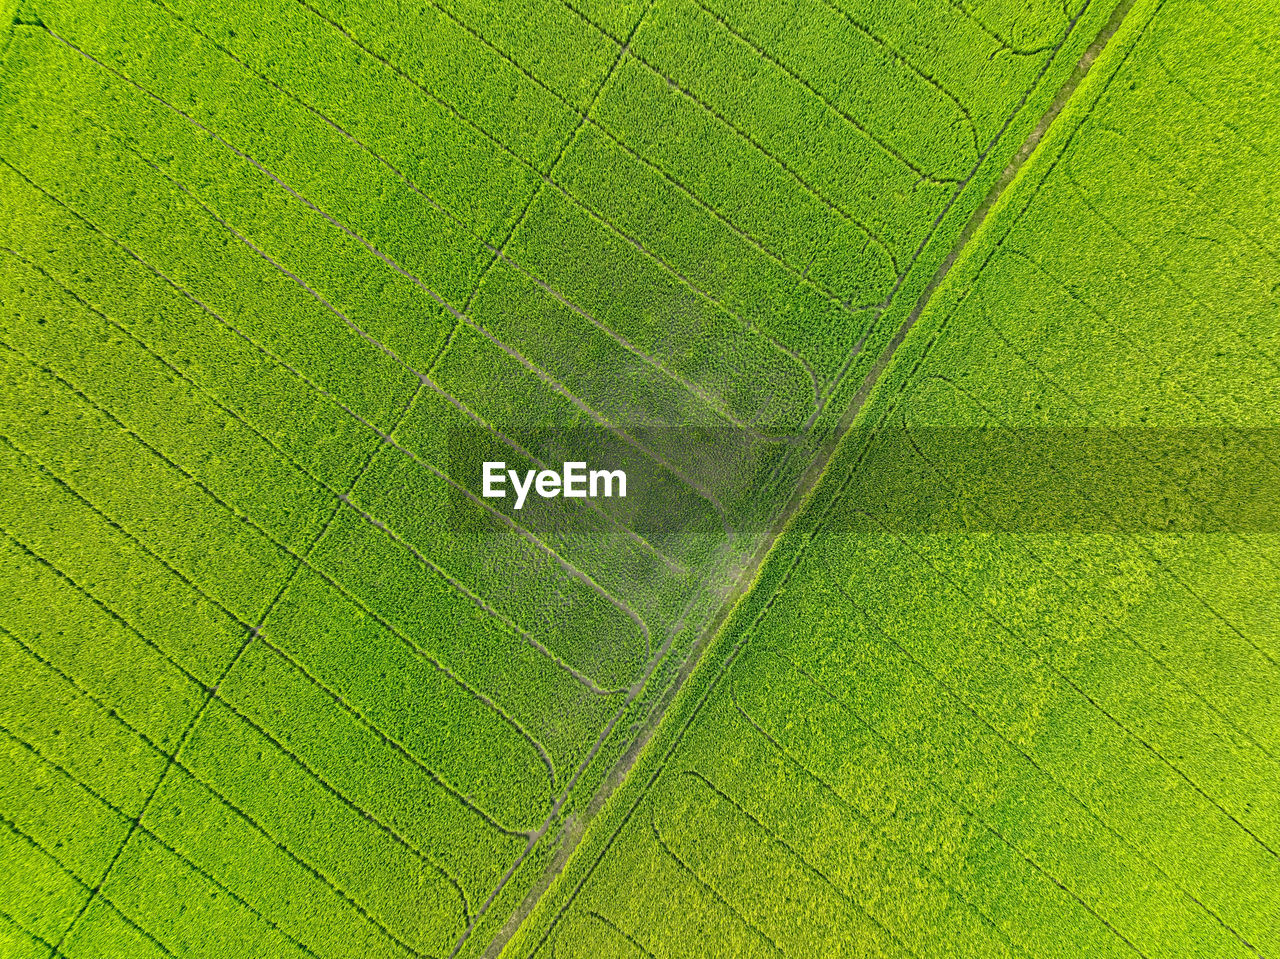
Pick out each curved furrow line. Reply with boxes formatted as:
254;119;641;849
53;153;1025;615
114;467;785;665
1059;171;1280;374
726;0;982;155
982;261;1280;613
958;306;1280;668
646;810;784;956
1149;53;1266;158
418;378;687;577
0;528;474;945
940;0;1064;55
72;139;654;661
1186;0;1280;66
266;0;824;424
319;0;901;312
0;156;685;584
336;492;631;696
564;0;903;289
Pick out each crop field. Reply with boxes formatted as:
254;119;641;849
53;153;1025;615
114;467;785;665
510;0;1280;954
0;0;1272;955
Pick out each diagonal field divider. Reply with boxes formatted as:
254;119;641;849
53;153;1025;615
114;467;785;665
498;0;1153;951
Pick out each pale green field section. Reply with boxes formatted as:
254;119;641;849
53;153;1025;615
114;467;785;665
511;0;1280;955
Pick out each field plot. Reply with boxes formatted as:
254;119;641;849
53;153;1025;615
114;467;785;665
513;0;1280;955
1;0;1128;954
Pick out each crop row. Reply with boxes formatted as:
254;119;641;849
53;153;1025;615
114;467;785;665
0;315;586;814
140;0;1003;389
0;312;614;818
0;482;527;947
107;0;1093;410
0;504;549;956
0;218;642;919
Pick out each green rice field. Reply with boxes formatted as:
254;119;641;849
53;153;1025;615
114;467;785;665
1;0;1276;954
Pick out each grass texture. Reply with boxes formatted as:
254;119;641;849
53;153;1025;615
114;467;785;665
1;0;1274;955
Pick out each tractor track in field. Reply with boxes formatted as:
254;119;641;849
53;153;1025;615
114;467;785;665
484;0;1148;953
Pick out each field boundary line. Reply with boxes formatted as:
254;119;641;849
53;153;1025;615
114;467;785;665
1;508;467;954
559;0;902;306
975;311;1280;636
431;0;654;372
0;243;348;519
0;154;686;590
0;734;306;959
3;612;504;954
1;512;471;953
1060;167;1280;374
2;230;627;696
793;0;1098;425
882;419;1280;854
1081;122;1280;270
453;588;707;958
582;912;657;959
271;0;828;401
370;0;904;317
0;720;376;959
43;609;255;953
0;905;66;959
808;0;982;152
